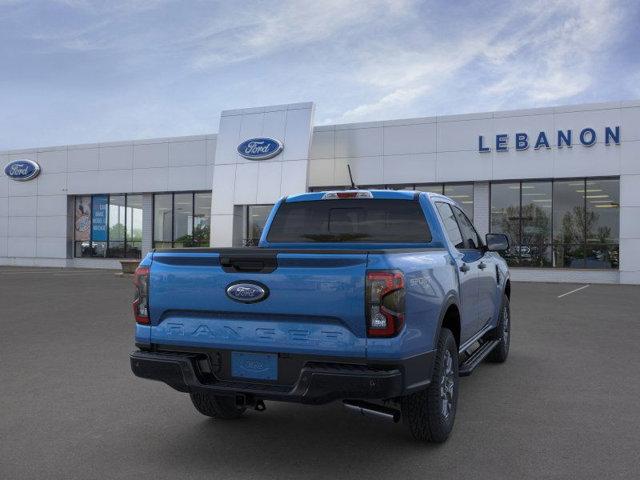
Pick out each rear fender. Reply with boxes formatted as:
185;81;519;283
435;292;461;348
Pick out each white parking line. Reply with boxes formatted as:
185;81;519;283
557;284;590;298
52;272;115;276
0;270;113;275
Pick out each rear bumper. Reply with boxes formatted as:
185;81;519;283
130;349;433;404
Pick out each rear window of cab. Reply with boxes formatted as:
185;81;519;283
266;199;431;243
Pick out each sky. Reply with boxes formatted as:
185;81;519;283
1;0;639;150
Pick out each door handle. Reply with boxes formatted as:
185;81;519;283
478;261;487;270
459;263;470;273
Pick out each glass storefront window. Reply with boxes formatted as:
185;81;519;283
585;178;619;269
520;181;552;267
491;178;619;269
91;194;109;257
173;193;193;247
194;192;212;247
246;205;273;246
490;182;521;265
553;180;587;268
152;192;212;248
108;195;126;257
126;195;143;258
386;185;415;190
73;193;144;259
553;180;585;245
74;196;92;257
153;194;173;248
415;184;444;194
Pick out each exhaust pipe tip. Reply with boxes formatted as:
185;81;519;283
343;400;401;423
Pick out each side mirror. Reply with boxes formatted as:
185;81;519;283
485;233;509;252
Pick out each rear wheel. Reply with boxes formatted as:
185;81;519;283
190;392;246;419
401;328;458;442
486;294;510;363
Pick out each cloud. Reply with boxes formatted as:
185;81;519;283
337;36;495;121
481;0;622;104
339;85;430;121
0;0;636;149
190;0;416;70
334;0;627;122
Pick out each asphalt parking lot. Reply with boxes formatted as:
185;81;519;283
1;267;639;479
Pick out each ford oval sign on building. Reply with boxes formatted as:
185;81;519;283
4;159;41;181
237;137;283;160
226;281;269;303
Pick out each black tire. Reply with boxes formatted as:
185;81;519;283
190;392;246;419
401;328;459;443
486;294;510;363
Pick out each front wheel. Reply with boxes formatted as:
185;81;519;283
190;392;246;419
487;294;510;363
401;327;459;442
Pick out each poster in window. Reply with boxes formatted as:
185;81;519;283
75;196;91;241
92;195;108;242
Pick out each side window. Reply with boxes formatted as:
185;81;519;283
452;206;482;250
436;202;464;249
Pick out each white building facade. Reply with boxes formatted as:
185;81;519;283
1;100;639;284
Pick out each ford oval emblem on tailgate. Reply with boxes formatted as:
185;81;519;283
226;281;269;303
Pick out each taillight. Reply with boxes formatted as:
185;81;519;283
133;266;150;325
366;271;405;337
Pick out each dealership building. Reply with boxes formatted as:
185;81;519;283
1;100;639;284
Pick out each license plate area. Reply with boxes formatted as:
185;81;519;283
231;351;278;381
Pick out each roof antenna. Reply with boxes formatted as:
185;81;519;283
347;164;358;189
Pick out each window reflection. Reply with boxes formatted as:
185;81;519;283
107;195;125;258
491;178;619;269
414;184;444;194
173;193;193;247
126;195;143;258
520;181;552;267
553;180;586;267
194;193;212;247
74;193;144;259
246;205;274;246
74;196;92;257
435;202;463;249
153;194;172;248
490;182;520;266
444;184;474;221
585;179;619;268
153;192;212;248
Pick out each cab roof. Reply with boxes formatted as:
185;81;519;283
285;189;423;202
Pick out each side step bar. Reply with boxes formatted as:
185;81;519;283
458;340;500;377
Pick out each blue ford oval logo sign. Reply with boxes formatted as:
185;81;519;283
226;281;269;303
237;137;283;160
4;159;41;182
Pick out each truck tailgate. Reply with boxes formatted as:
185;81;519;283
148;250;368;357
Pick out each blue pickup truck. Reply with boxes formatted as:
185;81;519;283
130;190;511;442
